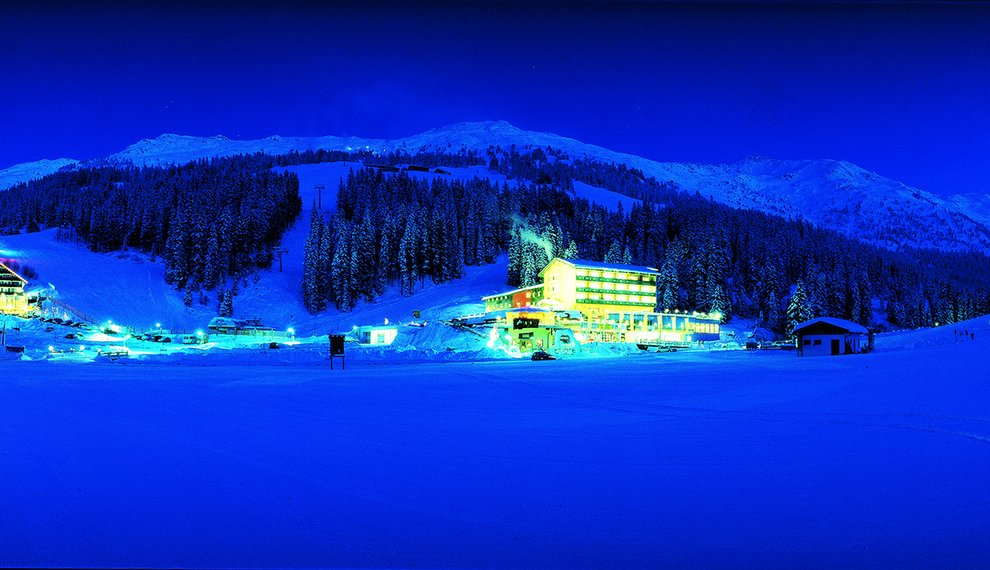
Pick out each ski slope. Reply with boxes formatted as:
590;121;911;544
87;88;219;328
0;160;633;344
2;317;990;568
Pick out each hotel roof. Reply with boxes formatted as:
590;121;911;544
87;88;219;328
544;258;660;276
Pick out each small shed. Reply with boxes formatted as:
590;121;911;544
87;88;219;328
794;317;868;356
354;325;398;346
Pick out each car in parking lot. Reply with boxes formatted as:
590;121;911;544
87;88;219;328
531;350;556;361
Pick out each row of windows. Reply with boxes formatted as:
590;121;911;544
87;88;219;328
577;292;655;303
575;298;655;307
575;269;653;282
688;323;719;334
577;282;656;294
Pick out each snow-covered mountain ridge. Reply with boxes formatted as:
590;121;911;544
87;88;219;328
0;157;79;191
4;121;989;253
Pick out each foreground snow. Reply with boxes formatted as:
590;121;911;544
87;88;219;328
2;318;990;568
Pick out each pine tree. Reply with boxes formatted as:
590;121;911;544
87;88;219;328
354;211;377;300
302;207;325;312
763;290;782;332
203;229;222;290
520;241;548;287
219;288;234;317
657;245;681;312
603;240;623;264
317;214;334;305
331;220;353;310
398;214;419;296
376;219;391;297
786;278;813;337
562;239;579;260
164;207;190;287
507;229;523;287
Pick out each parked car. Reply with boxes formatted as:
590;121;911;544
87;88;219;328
531;350;556;361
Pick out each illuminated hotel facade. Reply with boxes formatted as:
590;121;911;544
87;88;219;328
0;262;30;316
483;258;659;315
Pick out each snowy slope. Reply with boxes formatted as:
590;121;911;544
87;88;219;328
99;121;990;253
0;229;215;330
646;157;990;253
0;164;515;336
949;191;990;228
106;133;387;167
572;180;642;212
5;120;990;252
104;121;584;167
0;157;78;191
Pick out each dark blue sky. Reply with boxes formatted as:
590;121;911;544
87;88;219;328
4;2;989;196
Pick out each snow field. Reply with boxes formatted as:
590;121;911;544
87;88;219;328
2;318;990;567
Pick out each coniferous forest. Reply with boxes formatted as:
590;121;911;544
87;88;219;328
2;145;990;334
301;146;990;334
0;156;301;306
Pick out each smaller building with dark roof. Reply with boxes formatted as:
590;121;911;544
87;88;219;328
794;317;869;356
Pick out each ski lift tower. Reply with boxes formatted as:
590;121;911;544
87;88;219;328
273;245;289;272
315;184;325;210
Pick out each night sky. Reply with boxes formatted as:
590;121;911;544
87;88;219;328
4;2;989;196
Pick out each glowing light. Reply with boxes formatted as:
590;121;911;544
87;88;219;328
487;326;498;349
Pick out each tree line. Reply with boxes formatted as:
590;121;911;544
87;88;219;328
487;145;990;333
4;142;989;335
